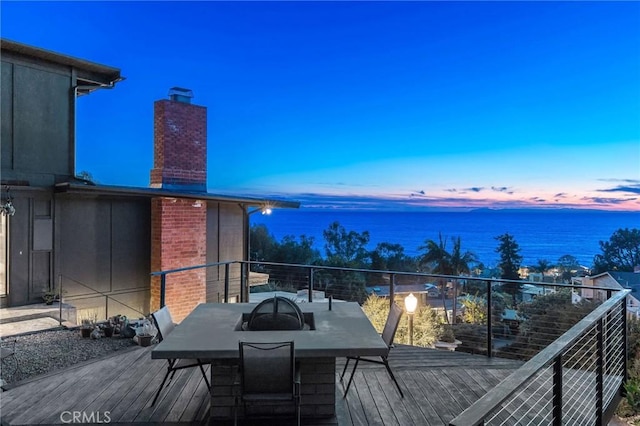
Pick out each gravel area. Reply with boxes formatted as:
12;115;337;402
1;327;137;385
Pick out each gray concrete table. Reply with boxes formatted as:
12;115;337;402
151;301;388;420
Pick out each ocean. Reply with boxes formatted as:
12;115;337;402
252;209;639;268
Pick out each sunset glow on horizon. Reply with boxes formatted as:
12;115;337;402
2;2;638;212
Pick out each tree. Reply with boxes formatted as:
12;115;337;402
76;170;96;183
272;235;321;266
495;233;523;304
322;222;370;302
370;242;412;272
322;221;370;268
593;228;640;274
418;233;452;274
557;254;579;282
496;290;596;361
250;224;277;262
531;259;552;276
418;234;476;323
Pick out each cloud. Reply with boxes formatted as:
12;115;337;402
491;186;514;195
581;196;637;205
598;184;640;195
598;178;640;184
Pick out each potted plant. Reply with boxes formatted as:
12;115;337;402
434;324;461;351
41;287;64;305
102;321;114;338
80;319;93;338
135;318;155;347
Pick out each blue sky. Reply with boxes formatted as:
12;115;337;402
2;1;639;211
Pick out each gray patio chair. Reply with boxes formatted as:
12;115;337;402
150;306;210;406
234;341;301;426
0;338;20;388
340;302;404;398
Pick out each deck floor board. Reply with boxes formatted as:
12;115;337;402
0;344;523;425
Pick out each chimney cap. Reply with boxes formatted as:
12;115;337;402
168;87;194;103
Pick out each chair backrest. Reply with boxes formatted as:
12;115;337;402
151;306;175;342
239;341;295;397
381;303;403;348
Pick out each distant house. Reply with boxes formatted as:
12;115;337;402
0;39;298;321
578;271;640;318
521;284;556;303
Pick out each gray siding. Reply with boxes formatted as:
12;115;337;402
1;59;72;185
57;196;151;320
206;202;244;302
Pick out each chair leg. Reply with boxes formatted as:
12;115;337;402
151;368;173;406
295;395;301;426
198;362;211;390
343;357;360;398
382;358;404;398
233;395;238;426
340;357;351;381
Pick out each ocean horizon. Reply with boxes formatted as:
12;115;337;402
252;209;639;269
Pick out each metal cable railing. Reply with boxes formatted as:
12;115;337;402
449;289;629;426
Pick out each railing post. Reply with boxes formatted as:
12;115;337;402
160;274;166;308
553;355;563;426
623;298;629;387
240;263;247;303
224;263;230;303
487;280;493;358
58;275;63;327
596;318;604;425
390;273;395;309
308;268;314;303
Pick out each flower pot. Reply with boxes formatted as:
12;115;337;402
434;339;462;352
80;328;92;338
103;327;114;338
138;335;152;347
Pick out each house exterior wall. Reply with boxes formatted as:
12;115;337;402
56;195;151;321
206;202;244;303
1;54;73;186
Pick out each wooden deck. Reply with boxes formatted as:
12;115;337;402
0;344;522;426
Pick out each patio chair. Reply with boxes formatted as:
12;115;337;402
150;306;211;406
234;341;301;426
340;302;404;398
0;338;20;389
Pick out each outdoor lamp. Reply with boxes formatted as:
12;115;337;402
405;293;417;314
405;293;417;345
244;205;273;302
1;186;15;217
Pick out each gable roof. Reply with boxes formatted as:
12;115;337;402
591;271;640;301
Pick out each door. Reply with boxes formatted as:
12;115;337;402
7;193;53;306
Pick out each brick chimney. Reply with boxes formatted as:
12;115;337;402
150;87;207;190
150;88;207;322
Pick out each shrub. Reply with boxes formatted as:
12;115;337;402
362;294;440;347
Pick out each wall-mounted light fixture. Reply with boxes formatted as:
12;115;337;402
1;186;15;217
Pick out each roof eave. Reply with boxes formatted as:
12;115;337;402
54;182;300;209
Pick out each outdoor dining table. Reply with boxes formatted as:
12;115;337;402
151;301;388;421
